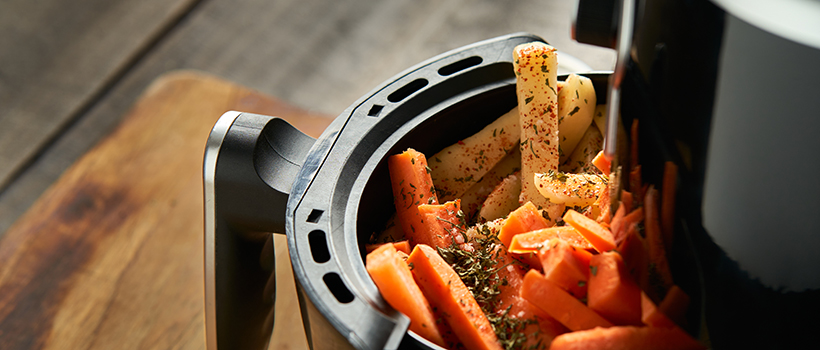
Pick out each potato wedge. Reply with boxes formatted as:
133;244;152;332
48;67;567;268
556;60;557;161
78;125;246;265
429;107;520;200
558;74;596;163
478;171;521;222
514;42;559;209
459;147;521;222
534;171;608;207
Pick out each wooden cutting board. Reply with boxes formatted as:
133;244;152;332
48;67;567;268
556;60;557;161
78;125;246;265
0;70;333;350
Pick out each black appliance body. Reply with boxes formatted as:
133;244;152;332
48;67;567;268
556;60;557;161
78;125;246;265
205;0;820;348
575;0;820;348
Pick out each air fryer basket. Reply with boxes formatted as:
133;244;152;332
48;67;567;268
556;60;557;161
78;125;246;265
205;33;701;350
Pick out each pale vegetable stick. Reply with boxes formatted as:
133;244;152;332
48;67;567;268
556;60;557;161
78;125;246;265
560;123;604;174
557;74;597;163
478;171;521;222
534;171;608;207
429;107;520;200
459;147;521;222
513;42;559;209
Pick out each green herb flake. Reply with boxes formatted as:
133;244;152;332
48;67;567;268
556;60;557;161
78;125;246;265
590;265;598;276
525;96;534;105
568;106;580;117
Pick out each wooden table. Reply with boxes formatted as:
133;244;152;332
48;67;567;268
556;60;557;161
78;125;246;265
0;1;613;349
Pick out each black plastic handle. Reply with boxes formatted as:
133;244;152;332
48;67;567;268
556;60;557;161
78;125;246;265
204;112;315;350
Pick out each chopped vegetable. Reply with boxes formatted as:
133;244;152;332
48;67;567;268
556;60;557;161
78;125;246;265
549;326;705;350
508;226;593;254
587;252;642;326
538;238;592;299
408;244;503;350
640;292;677;328
562;209;616;253
644;187;674;300
365;244;447;347
513;42;560;209
388;148;439;247
658;285;690;328
521;270;613;331
498;202;551;247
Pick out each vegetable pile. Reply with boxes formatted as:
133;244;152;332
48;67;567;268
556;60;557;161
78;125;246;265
365;42;704;350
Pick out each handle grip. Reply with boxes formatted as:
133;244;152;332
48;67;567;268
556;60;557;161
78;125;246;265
204;111;316;350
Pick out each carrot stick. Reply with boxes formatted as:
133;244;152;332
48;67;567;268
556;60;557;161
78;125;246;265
592;150;612;176
621;190;634;214
508;226;593;254
629;165;642;200
609;204;627;246
630;118;639;171
388;149;439;247
641;291;677;328
659;285;690;328
588;252;643;326
521;269;612;331
492;247;566;349
407;244;502;350
595;184;612;224
417;199;465;248
644;187;673;301
366;244;447;347
498;201;551;247
661;161;677;254
617;223;651;295
549;325;706;350
539;238;592;299
563;209;617;253
365;240;412;255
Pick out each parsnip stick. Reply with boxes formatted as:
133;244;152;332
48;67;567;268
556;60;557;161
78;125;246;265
535;171;608;207
557;74;597;163
513;42;559;209
429;107;520;200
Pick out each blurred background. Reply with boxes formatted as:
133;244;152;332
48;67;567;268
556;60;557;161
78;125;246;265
0;0;613;237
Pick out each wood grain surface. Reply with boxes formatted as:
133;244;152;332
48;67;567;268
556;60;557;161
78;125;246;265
0;0;202;190
0;0;615;237
0;71;332;350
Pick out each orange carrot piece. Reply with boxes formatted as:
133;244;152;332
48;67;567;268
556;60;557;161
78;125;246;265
366;244;446;347
629;166;642;197
588;252;642;326
407;245;502;350
659;285;691;328
521;269;613;331
498;202;551;247
609;204;627;246
645;187;673;298
592;150;612;176
595;184;612;224
563;209;616;253
365;240;412;255
392;240;411;255
661;161;678;254
641;292;677;328
493;247;567;348
417;199;465;248
617;224;651;297
509;226;594;254
539;238;592;299
621;190;634;214
612;207;644;247
389;149;438;247
549;325;705;350
630;118;639;171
